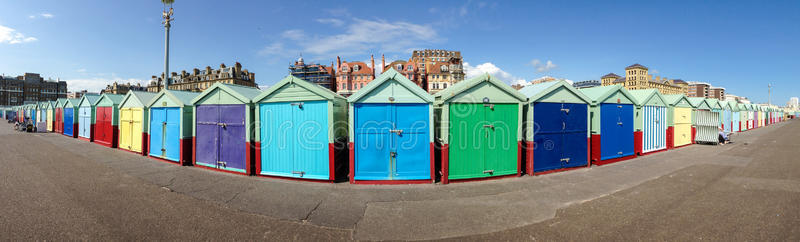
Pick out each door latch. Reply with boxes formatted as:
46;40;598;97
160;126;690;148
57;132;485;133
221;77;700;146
389;129;403;135
617;122;623;125
560;158;570;163
484;104;494;109
617;151;623;155
483;170;494;174
390;151;397;158
560;108;570;114
161;148;166;152
562;122;566;130
217;161;227;168
291;102;304;108
483;124;494;129
292;171;305;177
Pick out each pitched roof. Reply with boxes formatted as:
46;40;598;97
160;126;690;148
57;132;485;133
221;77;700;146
254;75;344;103
613;77;626;83
146;89;200;107
628;89;667;106
79;94;101;106
579;85;637;104
191;82;262;104
347;68;433;103
625;63;648;70
601;73;620;79
93;93;125;106
120;91;158;108
518;80;591;104
434;73;526;103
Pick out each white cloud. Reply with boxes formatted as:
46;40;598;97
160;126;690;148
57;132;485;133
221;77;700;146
281;29;305;40
63;74;149;93
0;25;38;44
40;13;54;18
262;18;441;60
76;68;87;73
464;62;526;85
316;18;344;27
530;59;558;72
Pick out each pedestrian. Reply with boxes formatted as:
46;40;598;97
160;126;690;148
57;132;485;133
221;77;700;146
718;126;729;145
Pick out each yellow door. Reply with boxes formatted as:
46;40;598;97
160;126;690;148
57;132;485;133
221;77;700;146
130;108;143;153
673;107;692;147
47;111;53;131
119;108;132;151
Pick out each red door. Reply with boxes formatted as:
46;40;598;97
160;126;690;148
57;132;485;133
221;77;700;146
95;107;113;146
55;109;63;133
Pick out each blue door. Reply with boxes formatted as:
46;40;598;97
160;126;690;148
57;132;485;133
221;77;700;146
150;107;181;162
354;103;430;180
600;104;634;160
64;108;74;136
532;102;588;173
259;101;329;179
79;107;92;138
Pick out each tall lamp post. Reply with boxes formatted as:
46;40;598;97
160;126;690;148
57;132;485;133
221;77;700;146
768;83;772;106
162;0;174;91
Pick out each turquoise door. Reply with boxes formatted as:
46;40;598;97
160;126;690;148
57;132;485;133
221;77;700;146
259;101;329;179
149;107;181;162
353;103;430;181
78;106;92;138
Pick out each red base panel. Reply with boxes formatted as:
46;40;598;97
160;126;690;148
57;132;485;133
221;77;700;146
590;134;601;162
90;123;95;142
112;125;119;148
254;141;262;176
328;143;335;181
245;140;253;176
193;164;251;176
666;126;674;149
179;138;192;166
72;124;78;138
525;141;534;176
141;133;148;156
78;136;91;142
95;140;114;148
351;179;432;185
593;154;637;166
634;131;643;156
691;126;696;144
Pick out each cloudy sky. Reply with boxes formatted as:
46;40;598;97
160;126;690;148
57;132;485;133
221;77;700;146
1;0;798;104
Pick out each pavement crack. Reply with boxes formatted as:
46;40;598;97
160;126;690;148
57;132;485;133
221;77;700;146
302;200;323;222
224;189;245;204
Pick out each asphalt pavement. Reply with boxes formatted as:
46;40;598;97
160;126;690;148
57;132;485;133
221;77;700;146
0;120;798;241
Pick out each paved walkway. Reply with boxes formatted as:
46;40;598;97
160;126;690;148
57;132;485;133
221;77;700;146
1;120;798;240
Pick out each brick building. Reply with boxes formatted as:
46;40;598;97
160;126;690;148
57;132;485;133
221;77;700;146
335;56;375;97
148;62;256;92
709;87;725;100
0;73;67;106
687;82;711;98
288;56;336;91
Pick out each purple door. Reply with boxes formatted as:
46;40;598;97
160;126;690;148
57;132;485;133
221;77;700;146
196;105;220;168
219;105;246;171
195;104;247;173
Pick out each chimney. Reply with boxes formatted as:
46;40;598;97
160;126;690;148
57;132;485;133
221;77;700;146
336;56;341;70
381;54;385;73
220;63;226;69
370;55;375;78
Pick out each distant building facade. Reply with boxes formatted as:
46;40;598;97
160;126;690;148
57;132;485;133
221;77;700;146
709;87;726;100
148;62;256;92
687;82;711;98
0;73;67;106
335;56;376;97
67;90;97;99
288;56;335;91
600;64;688;95
376;49;465;94
788;97;799;110
101;82;147;95
573;80;601;89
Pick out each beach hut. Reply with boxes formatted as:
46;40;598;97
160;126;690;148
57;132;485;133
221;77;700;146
706;99;724;131
62;98;80;138
191;83;261;175
744;104;754;130
118;91;157;155
729;102;740;133
54;99;65;133
688;98;718;144
37;102;49;132
579;85;637;165
664;94;693;148
146;89;199;165
434;74;526;183
347;68;434;184
254;76;348;180
77;94;101;141
93;94;125;148
629;89;668;155
519;80;591;175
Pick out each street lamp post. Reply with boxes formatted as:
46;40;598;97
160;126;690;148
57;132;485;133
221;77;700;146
162;2;174;91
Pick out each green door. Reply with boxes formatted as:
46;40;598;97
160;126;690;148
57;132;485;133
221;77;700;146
448;103;518;180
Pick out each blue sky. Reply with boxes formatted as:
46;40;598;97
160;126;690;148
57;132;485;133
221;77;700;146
1;0;798;104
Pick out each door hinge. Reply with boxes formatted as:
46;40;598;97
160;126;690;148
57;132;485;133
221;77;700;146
217;161;227;168
390;151;397;158
292;171;305;177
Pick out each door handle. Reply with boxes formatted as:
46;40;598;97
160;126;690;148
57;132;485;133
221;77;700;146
291;102;304;108
484;104;494;109
390;151;397;157
483;170;494;174
292;171;305;177
560;158;570;163
562;122;566;130
617;151;623;155
389;129;403;135
560;108;570;113
617;122;623;125
483;124;494;129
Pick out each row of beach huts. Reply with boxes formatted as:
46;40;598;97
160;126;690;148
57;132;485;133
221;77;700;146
3;68;797;184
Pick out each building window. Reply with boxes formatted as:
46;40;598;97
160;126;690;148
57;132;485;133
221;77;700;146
353;65;360;72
